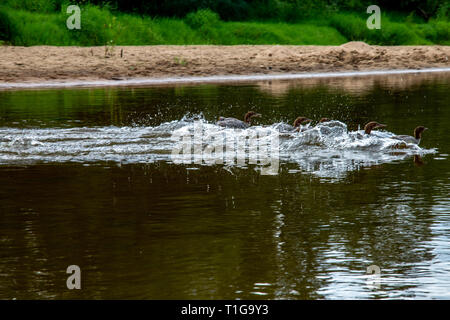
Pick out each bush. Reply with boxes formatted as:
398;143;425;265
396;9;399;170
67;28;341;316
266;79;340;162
0;2;447;46
212;0;250;21
3;0;63;13
185;9;221;29
433;20;450;42
377;22;419;45
436;2;449;20
66;5;113;46
3;8;74;46
330;12;368;41
0;7;16;41
421;20;450;43
330;12;433;45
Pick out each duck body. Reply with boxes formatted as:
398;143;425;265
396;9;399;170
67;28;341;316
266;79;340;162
391;135;420;145
217;118;249;129
274;116;312;133
216;111;261;129
275;123;296;132
391;126;427;145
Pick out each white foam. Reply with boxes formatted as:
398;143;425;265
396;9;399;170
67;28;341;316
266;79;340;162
0;118;437;179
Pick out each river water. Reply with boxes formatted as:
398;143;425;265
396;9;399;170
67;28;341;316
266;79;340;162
0;72;449;299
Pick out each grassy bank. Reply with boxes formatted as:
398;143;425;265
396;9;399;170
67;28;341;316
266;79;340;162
0;4;449;46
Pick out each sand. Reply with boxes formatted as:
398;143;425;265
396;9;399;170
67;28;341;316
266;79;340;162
0;42;449;84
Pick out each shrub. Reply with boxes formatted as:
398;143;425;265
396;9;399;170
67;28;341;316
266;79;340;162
185;9;220;29
423;20;450;43
330;12;368;41
330;12;432;45
211;0;250;21
436;2;449;20
378;22;418;45
0;7;16;41
3;0;62;13
66;5;113;46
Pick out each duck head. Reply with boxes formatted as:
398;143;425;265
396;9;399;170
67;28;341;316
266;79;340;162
414;126;428;139
293;116;312;128
364;121;387;134
244;111;262;123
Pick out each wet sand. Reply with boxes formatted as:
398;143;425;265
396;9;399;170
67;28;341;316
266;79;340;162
1;42;449;85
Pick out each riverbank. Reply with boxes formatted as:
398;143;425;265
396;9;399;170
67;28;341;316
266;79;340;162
1;42;449;85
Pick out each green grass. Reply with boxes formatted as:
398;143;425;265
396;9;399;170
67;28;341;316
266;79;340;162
329;12;450;45
0;5;449;46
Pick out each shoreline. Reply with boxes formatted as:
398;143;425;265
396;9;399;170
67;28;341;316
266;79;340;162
1;42;449;89
1;68;450;90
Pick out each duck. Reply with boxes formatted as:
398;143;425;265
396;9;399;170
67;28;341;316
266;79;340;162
294;116;313;128
391;126;427;145
318;118;331;124
217;111;261;129
363;121;387;135
351;121;387;140
275;116;312;132
312;117;334;135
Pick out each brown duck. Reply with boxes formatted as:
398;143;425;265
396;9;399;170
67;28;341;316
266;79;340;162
392;126;427;145
217;111;261;129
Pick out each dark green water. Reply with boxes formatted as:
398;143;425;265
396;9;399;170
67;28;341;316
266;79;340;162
0;72;449;299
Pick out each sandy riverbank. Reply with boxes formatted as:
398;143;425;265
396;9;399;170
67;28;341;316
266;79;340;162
1;42;449;84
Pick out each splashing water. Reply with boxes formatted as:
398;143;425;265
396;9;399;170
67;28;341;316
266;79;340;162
0;116;436;179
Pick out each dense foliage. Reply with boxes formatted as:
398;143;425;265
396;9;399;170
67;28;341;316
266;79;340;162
54;0;443;21
2;0;449;21
0;0;448;46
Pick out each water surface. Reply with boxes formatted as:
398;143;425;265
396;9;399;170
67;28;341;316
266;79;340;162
0;72;449;299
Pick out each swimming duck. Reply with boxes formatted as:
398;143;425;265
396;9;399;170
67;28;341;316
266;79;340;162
312;117;335;135
351;121;387;140
293;117;313;132
217;111;261;129
392;126;427;145
275;116;312;132
364;121;387;134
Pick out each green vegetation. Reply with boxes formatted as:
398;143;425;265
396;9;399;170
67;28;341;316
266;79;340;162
0;0;449;46
329;12;449;45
